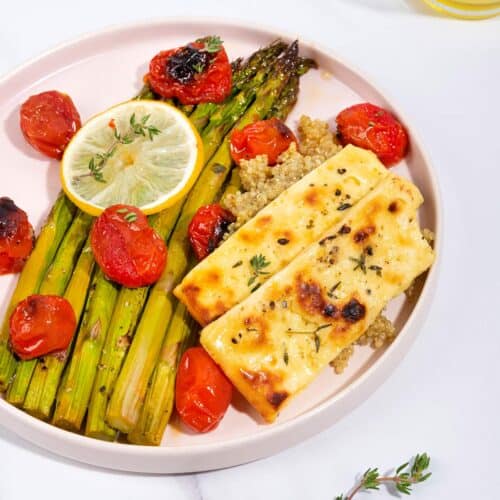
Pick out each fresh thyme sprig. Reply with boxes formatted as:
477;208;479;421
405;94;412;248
335;453;432;499
193;62;205;73
196;35;223;53
349;252;383;277
86;113;161;183
327;281;341;299
349;253;367;274
247;254;271;287
286;323;330;353
116;207;138;223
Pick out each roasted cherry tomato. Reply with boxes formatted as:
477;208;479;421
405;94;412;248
90;205;167;288
9;295;76;360
148;36;232;105
0;197;34;275
175;347;232;433
230;117;297;166
335;103;408;167
188;204;235;260
20;90;81;159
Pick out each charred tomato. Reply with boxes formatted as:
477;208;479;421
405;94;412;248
336;103;408;167
175;347;232;433
0;197;34;275
90;205;167;288
188;204;235;260
148;36;232;105
20;90;81;159
9;295;76;360
230;117;297;166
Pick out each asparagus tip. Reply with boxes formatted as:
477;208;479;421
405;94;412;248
268;38;288;51
277;40;299;72
231;57;243;74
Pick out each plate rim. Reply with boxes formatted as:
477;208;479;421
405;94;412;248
0;16;443;473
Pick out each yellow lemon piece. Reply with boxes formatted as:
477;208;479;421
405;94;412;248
61;100;203;215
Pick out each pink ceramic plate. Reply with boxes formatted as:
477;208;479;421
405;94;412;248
0;18;441;473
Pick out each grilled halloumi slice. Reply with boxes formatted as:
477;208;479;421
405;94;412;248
175;145;388;325
200;174;434;422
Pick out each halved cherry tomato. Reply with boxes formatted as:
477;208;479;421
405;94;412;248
230;117;297;166
148;36;232;105
20;90;81;159
0;197;34;275
175;347;232;433
9;295;76;360
188;204;235;260
335;103;408;167
90;205;167;288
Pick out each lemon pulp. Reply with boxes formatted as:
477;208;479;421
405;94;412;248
61;100;204;215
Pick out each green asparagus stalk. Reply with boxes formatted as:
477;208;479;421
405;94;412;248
269;57;317;120
174;58;243;123
178;104;194;116
232;40;288;90
84;203;183;440
189;40;287;132
106;41;299;434
221;168;242;207
127;299;195;444
128;51;304;445
52;268;119;431
134;85;176;107
0;193;76;390
269;73;300;121
297;57;318;76
23;235;95;419
230;57;243;74
135;84;155;100
6;211;93;406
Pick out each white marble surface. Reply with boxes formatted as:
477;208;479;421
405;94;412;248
1;0;499;498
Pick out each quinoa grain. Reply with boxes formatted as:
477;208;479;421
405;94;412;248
330;314;397;374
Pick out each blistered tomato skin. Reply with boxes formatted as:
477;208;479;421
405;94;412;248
90;205;167;288
188;204;235;260
20;90;81;160
230;118;298;166
147;39;232;105
9;295;76;360
0;197;34;275
335;103;408;167
175;347;232;433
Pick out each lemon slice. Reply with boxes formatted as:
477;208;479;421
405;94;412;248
61;100;203;215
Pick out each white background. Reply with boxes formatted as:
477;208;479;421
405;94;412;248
1;1;499;499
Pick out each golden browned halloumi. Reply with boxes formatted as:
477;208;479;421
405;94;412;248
200;174;434;422
175;145;388;325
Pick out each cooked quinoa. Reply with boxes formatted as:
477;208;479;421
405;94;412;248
224;115;341;229
357;314;397;348
422;228;435;245
330;314;397;374
330;346;354;374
